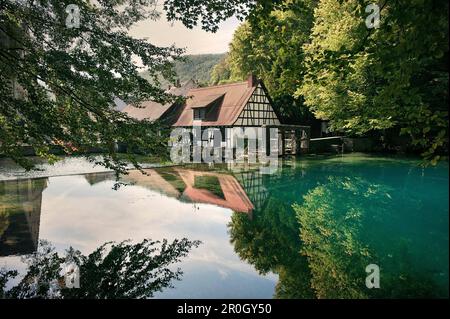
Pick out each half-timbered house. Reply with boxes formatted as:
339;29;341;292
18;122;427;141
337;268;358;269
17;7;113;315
173;75;310;156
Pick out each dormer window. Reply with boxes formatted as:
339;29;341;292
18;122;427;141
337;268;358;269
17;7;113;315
193;108;206;121
189;93;225;122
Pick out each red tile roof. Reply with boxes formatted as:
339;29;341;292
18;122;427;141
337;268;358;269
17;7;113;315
122;79;197;122
190;93;225;108
173;81;257;127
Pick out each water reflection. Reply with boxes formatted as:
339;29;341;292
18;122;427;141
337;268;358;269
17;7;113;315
295;175;448;298
0;155;448;298
86;168;254;214
0;179;47;256
1;238;200;299
227;158;448;298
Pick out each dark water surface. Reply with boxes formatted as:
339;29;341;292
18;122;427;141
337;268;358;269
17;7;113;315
0;154;448;298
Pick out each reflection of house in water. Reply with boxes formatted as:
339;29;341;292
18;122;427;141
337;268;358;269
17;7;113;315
233;170;269;213
85;168;254;215
228;159;305;214
85;164;305;218
175;169;254;214
0;178;47;256
85;172;117;186
156;165;304;216
85;170;181;198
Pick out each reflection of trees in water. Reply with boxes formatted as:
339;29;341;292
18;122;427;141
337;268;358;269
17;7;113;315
228;197;314;299
294;177;383;298
0;238;201;299
0;178;48;256
294;176;445;299
229;172;447;299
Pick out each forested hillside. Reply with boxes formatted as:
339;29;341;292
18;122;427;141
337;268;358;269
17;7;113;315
140;53;226;88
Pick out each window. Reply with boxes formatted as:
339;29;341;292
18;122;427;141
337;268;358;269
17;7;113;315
193;108;206;120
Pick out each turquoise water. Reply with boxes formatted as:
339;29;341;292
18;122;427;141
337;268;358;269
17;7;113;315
0;154;448;298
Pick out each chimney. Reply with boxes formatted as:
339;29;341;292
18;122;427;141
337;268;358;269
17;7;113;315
247;73;258;88
175;78;181;88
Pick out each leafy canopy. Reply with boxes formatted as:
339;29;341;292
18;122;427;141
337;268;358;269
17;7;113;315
0;0;189;174
299;0;448;162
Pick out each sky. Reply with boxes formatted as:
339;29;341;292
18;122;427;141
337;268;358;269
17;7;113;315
129;13;241;55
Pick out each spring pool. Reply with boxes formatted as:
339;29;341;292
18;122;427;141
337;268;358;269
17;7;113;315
0;154;448;298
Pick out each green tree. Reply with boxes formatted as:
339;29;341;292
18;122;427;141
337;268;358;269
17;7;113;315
163;0;283;32
0;1;192;174
223;1;319;125
299;0;448;162
209;54;234;85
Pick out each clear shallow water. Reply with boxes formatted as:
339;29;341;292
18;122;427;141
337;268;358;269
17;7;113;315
0;154;448;298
